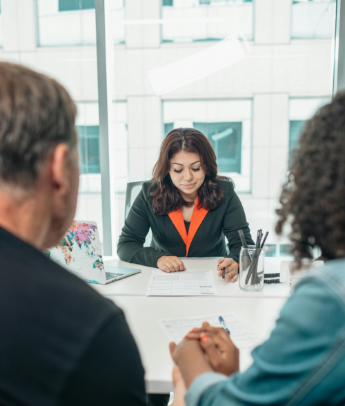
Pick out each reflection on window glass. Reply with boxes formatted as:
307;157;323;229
264;245;278;258
289;98;330;168
37;0;125;46
263;244;293;258
163;100;251;192
161;0;253;42
193;122;242;173
59;0;95;12
77;125;100;174
291;0;336;39
289;120;305;168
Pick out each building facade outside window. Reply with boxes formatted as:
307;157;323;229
291;0;336;39
37;0;125;46
163;100;251;193
289;98;331;168
0;0;338;254
161;0;253;43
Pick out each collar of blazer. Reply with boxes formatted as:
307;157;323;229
168;196;209;256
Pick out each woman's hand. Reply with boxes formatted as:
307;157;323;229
169;348;187;406
157;256;186;273
185;322;239;376
169;340;213;388
217;258;239;282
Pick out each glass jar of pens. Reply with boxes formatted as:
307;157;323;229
238;229;268;292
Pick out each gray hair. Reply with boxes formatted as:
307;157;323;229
0;62;78;188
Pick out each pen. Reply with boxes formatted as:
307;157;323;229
222;268;225;279
219;316;230;335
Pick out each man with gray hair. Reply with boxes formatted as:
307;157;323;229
0;62;147;405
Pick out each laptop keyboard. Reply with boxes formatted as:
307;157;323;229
106;272;124;280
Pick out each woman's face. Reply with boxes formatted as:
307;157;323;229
169;150;206;199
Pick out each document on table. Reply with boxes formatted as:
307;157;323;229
146;269;218;296
159;313;258;349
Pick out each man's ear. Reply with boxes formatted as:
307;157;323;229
50;144;70;195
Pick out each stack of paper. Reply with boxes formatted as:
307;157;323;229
146;269;218;296
159;313;258;349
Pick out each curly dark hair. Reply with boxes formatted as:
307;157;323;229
149;128;229;215
276;91;345;268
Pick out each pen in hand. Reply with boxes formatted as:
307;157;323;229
222;268;225;279
219;316;230;335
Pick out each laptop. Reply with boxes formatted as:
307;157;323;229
46;220;141;284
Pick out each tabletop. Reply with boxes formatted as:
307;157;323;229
111;295;288;393
92;257;291;298
91;257;291;393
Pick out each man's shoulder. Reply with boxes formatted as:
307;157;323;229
0;230;119;320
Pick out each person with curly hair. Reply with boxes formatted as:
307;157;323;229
168;92;345;406
118;128;254;282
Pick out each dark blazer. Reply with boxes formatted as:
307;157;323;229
0;226;146;406
117;179;254;268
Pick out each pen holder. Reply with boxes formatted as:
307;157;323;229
239;246;265;292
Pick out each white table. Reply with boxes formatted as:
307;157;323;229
92;257;291;298
91;257;290;393
111;295;288;393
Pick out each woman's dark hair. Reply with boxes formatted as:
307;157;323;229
276;91;345;268
149;128;229;215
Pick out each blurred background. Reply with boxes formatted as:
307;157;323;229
0;0;338;258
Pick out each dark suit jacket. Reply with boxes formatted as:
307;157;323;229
0;226;146;406
117;179;254;268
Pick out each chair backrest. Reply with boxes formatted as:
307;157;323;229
124;180;152;247
124;180;147;220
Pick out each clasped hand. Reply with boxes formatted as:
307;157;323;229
169;322;239;406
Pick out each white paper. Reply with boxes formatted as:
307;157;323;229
159;313;258;349
146;269;218;296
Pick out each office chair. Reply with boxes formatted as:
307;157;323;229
124;180;152;247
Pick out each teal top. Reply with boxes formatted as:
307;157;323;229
186;258;345;406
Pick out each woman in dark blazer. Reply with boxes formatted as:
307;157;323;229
117;128;254;282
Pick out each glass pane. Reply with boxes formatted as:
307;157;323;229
289;98;331;168
37;0;125;46
291;0;336;39
59;0;80;12
161;0;253;43
163;100;251;192
112;0;336;252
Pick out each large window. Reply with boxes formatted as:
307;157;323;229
162;0;253;43
163;100;251;192
37;0;125;46
0;0;339;255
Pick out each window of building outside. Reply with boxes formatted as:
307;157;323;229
291;0;336;39
161;0;253;42
163;100;251;193
289;98;331;168
37;0;125;46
